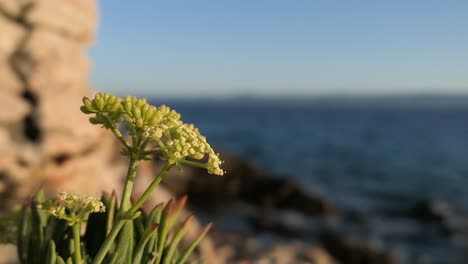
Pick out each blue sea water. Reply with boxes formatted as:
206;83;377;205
156;98;468;263
163;99;468;211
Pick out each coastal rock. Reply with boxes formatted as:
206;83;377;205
320;231;396;264
25;0;97;43
20;28;81;62
0;59;22;93
0;0;121;209
0;14;25;59
209;230;337;264
0;90;30;124
162;152;338;216
27;55;89;93
0;244;16;264
0;0;21;18
410;200;455;222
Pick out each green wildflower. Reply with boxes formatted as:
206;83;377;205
42;192;105;225
80;93;224;176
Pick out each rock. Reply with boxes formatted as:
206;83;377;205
162;152;338;216
410;200;454;222
0;59;22;93
27;55;89;93
0;0;120;212
25;0;97;43
320;231;396;264
0;0;30;18
209;230;337;264
39;90;106;156
0;13;25;59
20;27;81;62
0;90;30;124
0;244;17;264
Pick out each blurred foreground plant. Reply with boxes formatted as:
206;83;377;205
18;93;223;264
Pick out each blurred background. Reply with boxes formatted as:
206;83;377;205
89;1;468;263
1;0;468;263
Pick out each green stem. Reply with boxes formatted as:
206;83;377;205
142;149;162;156
93;162;173;264
105;116;131;150
127;163;174;215
120;157;139;211
92;157;138;264
179;159;207;169
72;223;82;264
92;220;125;264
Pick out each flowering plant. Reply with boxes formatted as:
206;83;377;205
18;93;223;264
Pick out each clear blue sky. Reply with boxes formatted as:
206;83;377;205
89;1;468;98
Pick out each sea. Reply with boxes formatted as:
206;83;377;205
156;96;468;263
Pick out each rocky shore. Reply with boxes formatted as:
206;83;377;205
158;152;468;264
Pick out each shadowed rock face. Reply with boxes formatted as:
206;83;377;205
320;231;396;264
162;152;338;216
0;0;125;210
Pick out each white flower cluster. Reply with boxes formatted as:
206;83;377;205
81;93;224;176
44;192;105;224
161;124;224;175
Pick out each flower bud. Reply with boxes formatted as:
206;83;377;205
89;117;100;124
82;97;95;112
109;102;122;113
136;117;144;128
132;107;142;119
124;100;132;113
80;105;92;114
94;96;105;111
107;95;116;105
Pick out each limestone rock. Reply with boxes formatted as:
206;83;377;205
39;91;103;155
0;244;17;264
0;60;22;93
0;0;115;211
209;230;337;264
39;148;124;197
27;55;89;93
25;0;97;43
0;13;25;59
0;90;30;124
0;0;32;18
21;28;81;62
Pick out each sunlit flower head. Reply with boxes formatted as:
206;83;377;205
81;93;224;175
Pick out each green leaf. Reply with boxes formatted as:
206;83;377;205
18;202;31;263
162;216;193;264
46;240;57;264
132;224;159;264
176;223;212;264
56;255;66;264
155;200;173;264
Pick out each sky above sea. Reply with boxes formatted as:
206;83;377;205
89;1;468;98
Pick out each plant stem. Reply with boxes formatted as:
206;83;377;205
93;162;173;264
105;116;131;150
120;157;139;211
179;159;207;169
92;221;125;264
127;163;174;215
92;157;138;264
72;223;82;264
